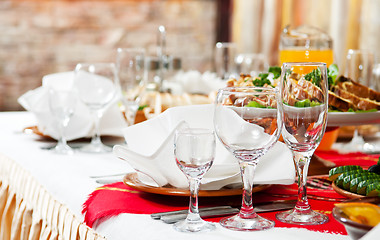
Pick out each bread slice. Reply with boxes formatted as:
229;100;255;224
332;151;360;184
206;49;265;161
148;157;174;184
336;76;380;102
333;86;380;111
328;91;356;111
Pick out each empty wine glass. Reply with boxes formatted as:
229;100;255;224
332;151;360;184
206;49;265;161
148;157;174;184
74;63;119;153
276;62;329;225
214;42;238;80
48;87;77;154
116;48;146;126
343;49;377;153
214;86;282;231
173;128;216;233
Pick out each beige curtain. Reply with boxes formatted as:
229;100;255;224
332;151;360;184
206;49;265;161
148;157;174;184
232;0;380;72
0;155;106;240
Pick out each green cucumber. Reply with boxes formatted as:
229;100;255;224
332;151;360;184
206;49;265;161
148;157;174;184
349;174;380;193
335;169;365;187
329;165;363;181
366;182;380;196
357;179;380;195
342;171;375;190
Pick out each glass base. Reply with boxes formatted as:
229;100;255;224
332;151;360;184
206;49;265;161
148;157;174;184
52;144;74;155
220;213;275;231
276;208;328;225
173;219;216;233
79;143;112;153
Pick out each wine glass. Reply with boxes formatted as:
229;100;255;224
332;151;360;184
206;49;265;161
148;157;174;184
214;86;282;231
276;62;329;225
343;49;378;153
48;87;77;154
116;48;146;126
74;63;119;153
214;42;238;80
173;128;216;233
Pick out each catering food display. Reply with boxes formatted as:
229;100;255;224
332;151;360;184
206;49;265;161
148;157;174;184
225;65;380;113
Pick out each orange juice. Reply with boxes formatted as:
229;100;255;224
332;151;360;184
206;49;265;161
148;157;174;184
279;49;334;67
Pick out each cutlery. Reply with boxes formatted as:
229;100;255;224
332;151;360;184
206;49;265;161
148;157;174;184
153;200;297;224
90;173;127;179
151;206;234;220
95;179;123;184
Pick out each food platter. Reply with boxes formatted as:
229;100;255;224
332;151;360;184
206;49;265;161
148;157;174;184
327;111;380;127
123;172;271;197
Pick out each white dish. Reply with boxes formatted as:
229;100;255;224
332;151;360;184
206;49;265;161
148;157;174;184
327;111;380;126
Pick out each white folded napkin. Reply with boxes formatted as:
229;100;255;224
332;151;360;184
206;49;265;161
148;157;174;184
172;70;226;95
113;104;295;190
17;71;127;140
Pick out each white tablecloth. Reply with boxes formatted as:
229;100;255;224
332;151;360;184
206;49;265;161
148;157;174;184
0;111;351;240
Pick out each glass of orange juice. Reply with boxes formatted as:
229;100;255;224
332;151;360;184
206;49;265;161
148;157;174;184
279;25;333;66
279;25;337;151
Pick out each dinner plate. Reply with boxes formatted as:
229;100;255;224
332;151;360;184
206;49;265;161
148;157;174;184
123;172;271;197
327;111;380;127
332;182;364;199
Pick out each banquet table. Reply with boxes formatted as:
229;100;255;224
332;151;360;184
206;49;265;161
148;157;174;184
0;111;367;240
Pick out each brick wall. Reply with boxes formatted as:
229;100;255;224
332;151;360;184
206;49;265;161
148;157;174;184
0;0;217;110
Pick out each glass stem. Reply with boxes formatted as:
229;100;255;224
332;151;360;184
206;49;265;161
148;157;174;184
91;111;102;146
186;177;201;222
239;161;258;219
294;152;312;211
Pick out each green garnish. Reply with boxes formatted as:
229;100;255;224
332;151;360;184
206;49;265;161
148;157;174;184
347;108;377;113
246;101;273;108
138;104;148;111
251;73;272;87
268;66;281;79
295;99;321;107
304;67;322;86
327;64;339;88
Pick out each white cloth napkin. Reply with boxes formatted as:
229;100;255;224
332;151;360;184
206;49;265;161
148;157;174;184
170;70;226;95
113;104;295;190
17;71;127;140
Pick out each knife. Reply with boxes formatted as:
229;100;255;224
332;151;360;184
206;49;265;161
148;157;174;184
156;200;296;224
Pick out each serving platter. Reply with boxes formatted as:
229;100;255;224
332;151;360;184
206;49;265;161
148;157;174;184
327;111;380;127
123;172;271;197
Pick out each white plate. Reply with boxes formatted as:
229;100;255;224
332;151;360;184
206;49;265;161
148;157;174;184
327;111;380;126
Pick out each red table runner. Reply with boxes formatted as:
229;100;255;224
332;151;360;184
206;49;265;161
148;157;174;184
83;151;380;234
82;179;347;235
314;150;379;168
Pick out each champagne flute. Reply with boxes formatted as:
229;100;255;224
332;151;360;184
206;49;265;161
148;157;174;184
74;63;118;153
116;48;146;126
214;86;281;231
48;87;77;154
276;62;329;225
173;128;216;233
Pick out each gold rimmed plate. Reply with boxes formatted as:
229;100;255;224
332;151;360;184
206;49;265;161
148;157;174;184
123;172;271;197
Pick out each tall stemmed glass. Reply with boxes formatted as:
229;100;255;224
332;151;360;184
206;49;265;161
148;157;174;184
173;128;216;233
116;48;146;126
276;62;329;225
343;49;377;153
214;86;282;231
48;87;77;154
74;63;118;153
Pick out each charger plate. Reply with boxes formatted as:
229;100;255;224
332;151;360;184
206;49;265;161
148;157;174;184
123;172;271;197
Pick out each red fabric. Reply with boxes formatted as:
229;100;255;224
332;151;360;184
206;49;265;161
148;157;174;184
82;180;348;235
315;150;379;168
